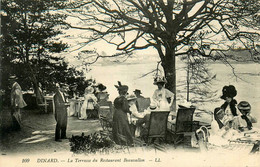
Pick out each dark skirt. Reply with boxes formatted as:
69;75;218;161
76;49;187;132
112;109;133;146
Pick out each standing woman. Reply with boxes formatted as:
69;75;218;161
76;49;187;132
220;85;238;120
79;86;97;120
112;81;133;146
152;76;175;111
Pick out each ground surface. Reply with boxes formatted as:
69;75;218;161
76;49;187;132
0;108;102;156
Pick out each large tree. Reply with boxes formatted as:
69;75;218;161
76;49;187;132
1;0;72;103
65;0;259;107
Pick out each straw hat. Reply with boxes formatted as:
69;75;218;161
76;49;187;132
70;83;78;88
238;101;251;111
85;86;94;94
149;102;157;110
126;94;137;101
8;75;18;81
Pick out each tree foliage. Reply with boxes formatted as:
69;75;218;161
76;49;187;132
65;0;259;92
0;0;85;105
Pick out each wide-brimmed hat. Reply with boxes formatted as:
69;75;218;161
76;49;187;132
149;102;157;110
8;75;18;81
238;101;251;111
115;81;128;92
70;83;78;88
153;76;167;85
133;89;142;94
220;85;237;99
98;83;107;91
85;86;94;94
126;94;137;101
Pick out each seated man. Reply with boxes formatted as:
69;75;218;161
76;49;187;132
233;101;257;131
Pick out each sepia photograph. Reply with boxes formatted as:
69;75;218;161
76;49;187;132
0;0;260;166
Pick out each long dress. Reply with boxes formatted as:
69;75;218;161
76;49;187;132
79;93;97;119
112;95;133;146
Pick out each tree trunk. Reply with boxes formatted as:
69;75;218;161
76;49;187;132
26;63;44;105
161;46;176;112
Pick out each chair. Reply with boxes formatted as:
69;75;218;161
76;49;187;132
136;97;150;112
98;101;113;131
144;111;170;144
36;91;49;113
167;107;196;146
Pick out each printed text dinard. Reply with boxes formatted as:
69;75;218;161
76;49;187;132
37;158;148;163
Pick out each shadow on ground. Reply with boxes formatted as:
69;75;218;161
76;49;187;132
0;108;102;156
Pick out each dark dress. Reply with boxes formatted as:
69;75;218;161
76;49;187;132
221;99;238;116
112;95;133;146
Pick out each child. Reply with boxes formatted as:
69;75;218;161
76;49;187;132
233;101;257;131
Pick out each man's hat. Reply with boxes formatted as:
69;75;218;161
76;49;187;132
59;83;68;88
133;89;142;94
149;102;157;110
8;75;18;81
126;94;137;101
70;83;78;88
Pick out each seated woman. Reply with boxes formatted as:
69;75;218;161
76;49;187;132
220;85;238;120
233;101;257;132
209;107;239;146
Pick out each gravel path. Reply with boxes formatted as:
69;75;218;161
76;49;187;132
0;108;102;156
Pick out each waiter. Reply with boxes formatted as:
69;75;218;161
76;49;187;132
54;83;69;142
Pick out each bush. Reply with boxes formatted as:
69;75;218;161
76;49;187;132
69;132;115;154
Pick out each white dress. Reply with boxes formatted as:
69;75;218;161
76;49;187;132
152;88;174;111
79;93;97;119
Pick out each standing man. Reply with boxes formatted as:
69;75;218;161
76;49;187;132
9;75;27;131
133;89;144;98
54;83;69;142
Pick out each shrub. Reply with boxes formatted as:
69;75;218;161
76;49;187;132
69;132;115;154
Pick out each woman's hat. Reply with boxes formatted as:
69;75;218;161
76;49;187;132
85;86;94;94
126;94;137;101
220;85;237;99
238;101;251;111
114;81;128;92
153;76;167;85
98;83;107;91
133;89;142;94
